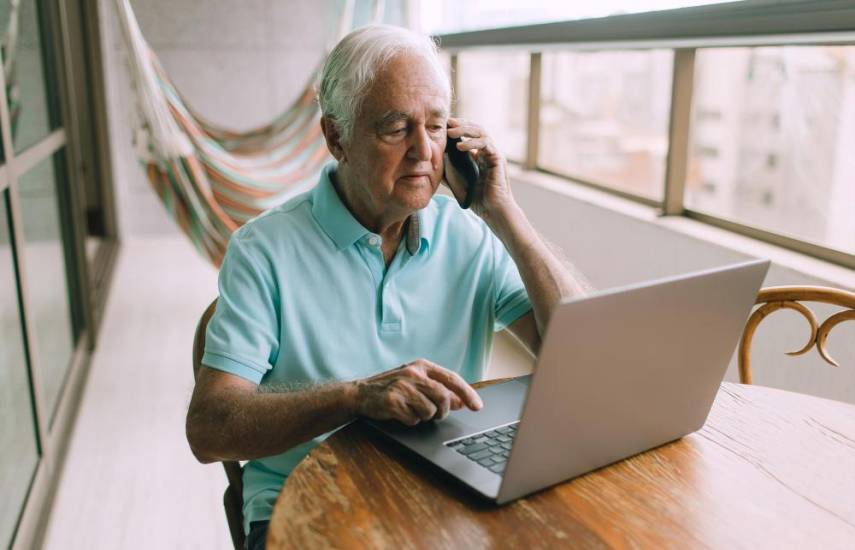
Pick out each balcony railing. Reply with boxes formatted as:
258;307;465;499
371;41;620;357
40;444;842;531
435;0;855;270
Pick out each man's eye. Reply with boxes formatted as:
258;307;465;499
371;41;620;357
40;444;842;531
429;125;445;133
387;127;407;135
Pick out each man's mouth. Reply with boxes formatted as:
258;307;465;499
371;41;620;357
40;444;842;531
399;173;431;182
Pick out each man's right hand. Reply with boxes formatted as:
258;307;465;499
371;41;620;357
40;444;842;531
352;359;484;426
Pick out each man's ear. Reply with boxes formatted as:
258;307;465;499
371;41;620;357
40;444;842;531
320;117;347;162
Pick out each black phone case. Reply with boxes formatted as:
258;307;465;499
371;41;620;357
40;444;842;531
444;137;479;209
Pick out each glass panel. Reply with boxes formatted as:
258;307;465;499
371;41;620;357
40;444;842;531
539;50;673;200
687;46;855;255
0;193;40;548
0;0;55;153
439;50;451;83
18;152;74;423
457;51;528;162
420;1;742;34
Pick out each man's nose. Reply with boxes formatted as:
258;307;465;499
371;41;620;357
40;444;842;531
407;127;432;162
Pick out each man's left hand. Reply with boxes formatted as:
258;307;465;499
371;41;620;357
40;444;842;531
446;117;515;219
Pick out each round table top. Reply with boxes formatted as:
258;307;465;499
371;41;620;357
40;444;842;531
268;382;855;549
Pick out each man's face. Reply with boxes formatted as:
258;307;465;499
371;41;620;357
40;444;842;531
341;52;449;217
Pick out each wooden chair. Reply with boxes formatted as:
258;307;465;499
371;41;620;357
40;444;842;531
192;298;246;550
738;286;855;384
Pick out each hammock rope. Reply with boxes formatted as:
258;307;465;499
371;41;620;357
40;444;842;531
114;0;379;265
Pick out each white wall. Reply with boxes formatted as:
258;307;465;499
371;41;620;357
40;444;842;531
96;0;405;237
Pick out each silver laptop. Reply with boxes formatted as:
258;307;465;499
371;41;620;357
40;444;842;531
362;259;769;504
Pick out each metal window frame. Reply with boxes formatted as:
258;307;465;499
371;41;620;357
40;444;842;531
0;0;52;487
76;0;121;337
435;1;855;49
435;0;855;270
525;52;541;171
662;48;694;216
2;0;117;547
685;210;855;269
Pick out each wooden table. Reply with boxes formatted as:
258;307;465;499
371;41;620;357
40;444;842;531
268;382;855;549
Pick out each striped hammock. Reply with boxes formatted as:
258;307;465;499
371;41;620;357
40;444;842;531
144;55;329;266
114;0;376;265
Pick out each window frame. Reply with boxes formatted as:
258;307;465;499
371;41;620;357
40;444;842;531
1;0;120;547
438;0;855;270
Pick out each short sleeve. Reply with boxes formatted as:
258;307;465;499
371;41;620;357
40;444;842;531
202;236;279;384
491;234;532;332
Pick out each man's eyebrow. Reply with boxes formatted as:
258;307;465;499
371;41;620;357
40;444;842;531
375;108;450;129
376;111;410;128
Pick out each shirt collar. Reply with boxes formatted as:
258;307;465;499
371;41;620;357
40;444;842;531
311;162;434;256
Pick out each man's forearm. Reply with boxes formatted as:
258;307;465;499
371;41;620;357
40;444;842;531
188;359;483;463
483;203;590;336
188;378;358;463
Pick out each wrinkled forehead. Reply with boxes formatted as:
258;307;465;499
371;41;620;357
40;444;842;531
361;53;451;121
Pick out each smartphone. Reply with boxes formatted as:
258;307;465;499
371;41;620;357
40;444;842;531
444;137;479;209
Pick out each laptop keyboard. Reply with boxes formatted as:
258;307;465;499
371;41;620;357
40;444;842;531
445;422;519;474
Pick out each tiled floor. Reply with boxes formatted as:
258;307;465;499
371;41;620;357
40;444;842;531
42;236;230;549
42;234;533;548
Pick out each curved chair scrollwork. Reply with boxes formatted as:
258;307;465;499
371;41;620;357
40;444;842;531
738;286;855;384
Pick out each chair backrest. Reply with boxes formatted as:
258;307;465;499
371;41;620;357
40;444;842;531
738;286;855;384
192;298;245;550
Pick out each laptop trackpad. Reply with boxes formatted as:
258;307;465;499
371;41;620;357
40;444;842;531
367;376;530;446
449;375;530;433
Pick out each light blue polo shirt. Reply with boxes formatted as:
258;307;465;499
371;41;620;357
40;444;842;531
202;162;532;532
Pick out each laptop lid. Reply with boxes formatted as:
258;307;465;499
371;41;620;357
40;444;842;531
496;259;769;503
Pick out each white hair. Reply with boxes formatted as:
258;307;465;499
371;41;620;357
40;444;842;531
318;24;451;145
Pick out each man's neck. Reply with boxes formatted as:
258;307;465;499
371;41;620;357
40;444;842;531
331;168;408;245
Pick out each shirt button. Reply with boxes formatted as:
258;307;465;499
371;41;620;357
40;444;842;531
368;236;381;247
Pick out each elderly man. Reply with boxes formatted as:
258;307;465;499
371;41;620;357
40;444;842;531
187;24;588;549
